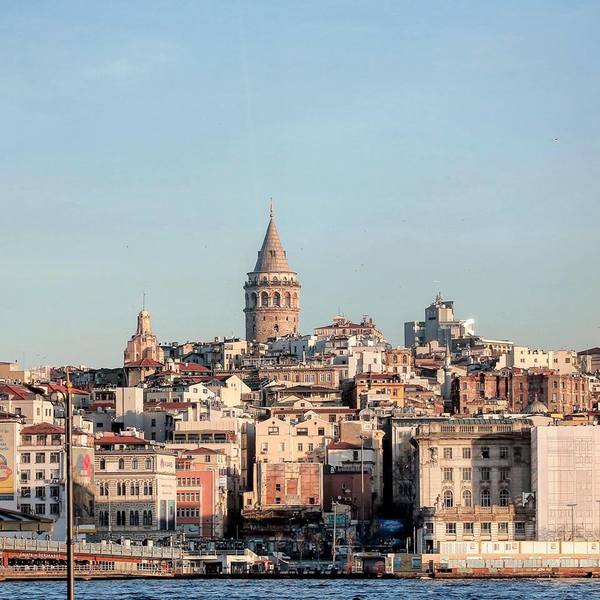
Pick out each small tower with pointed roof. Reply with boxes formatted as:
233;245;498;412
244;204;301;342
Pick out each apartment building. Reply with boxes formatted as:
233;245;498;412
413;419;535;552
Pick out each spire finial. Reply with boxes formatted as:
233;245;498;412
142;292;146;311
269;198;274;219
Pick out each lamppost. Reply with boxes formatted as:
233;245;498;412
64;369;75;600
359;432;368;549
567;503;577;541
596;500;600;540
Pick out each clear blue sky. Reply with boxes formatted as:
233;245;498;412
1;1;599;368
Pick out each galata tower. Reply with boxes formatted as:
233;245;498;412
244;205;301;342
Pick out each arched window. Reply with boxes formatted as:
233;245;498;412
402;355;408;365
284;292;291;307
118;458;125;470
462;489;472;507
130;510;136;526
499;489;510;507
274;324;279;334
147;482;153;496
145;458;152;470
143;482;149;495
251;292;257;308
261;291;269;307
147;510;152;525
293;293;298;307
132;459;138;470
99;458;106;470
443;489;453;508
480;489;491;507
273;292;281;307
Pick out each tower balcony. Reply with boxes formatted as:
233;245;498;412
244;279;300;289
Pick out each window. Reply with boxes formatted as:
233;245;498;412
21;487;31;498
35;471;44;480
275;497;281;504
499;522;509;534
21;504;31;515
462;489;472;507
481;522;491;534
50;452;60;464
296;428;308;436
442;468;453;482
443;490;453;508
499;489;510;507
443;448;453;460
50;503;60;515
132;459;138;470
462;468;472;481
499;446;508;459
20;471;30;483
309;497;316;505
318;428;325;436
35;504;46;515
515;522;526;534
462;447;471;459
35;486;45;498
21;453;31;464
500;467;510;482
99;458;106;470
297;443;303;451
514;447;522;461
267;426;279;435
145;458;152;470
463;522;474;535
480;467;490;482
308;443;314;452
118;458;125;470
50;486;60;498
480;489;491;507
275;483;281;492
481;447;490;459
445;522;456;535
35;453;45;464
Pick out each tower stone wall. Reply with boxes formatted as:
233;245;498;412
244;208;300;343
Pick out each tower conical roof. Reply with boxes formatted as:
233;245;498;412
253;210;292;272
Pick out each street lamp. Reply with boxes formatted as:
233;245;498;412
595;500;600;540
567;503;577;541
52;369;75;599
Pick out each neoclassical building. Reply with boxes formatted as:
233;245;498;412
123;308;164;366
244;206;301;342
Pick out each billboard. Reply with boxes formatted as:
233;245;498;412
0;422;17;508
73;446;95;527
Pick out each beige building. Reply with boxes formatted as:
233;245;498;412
244;206;300;343
413;419;535;552
94;433;177;541
256;412;337;464
0;384;54;424
498;346;579;374
532;425;600;540
0;362;29;384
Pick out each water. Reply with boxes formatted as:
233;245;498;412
0;579;598;600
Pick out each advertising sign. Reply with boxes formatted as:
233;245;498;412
73;446;95;526
0;423;17;507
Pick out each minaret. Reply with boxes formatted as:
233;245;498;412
244;203;301;342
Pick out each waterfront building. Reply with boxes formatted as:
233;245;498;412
176;448;229;539
244;206;300;343
94;433;177;541
413;418;536;552
0;384;54;424
532;425;600;540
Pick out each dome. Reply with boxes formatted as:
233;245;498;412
523;399;549;415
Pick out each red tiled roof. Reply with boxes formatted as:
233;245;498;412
179;447;224;456
179;363;211;373
0;384;31;400
95;435;148;446
22;423;64;435
327;441;360;450
47;383;90;396
125;358;163;368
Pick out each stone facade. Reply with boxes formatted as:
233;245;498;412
244;207;300;343
123;309;164;366
413;419;536;552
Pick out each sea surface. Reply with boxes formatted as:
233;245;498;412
0;578;598;600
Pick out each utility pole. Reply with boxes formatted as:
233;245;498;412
65;368;75;600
